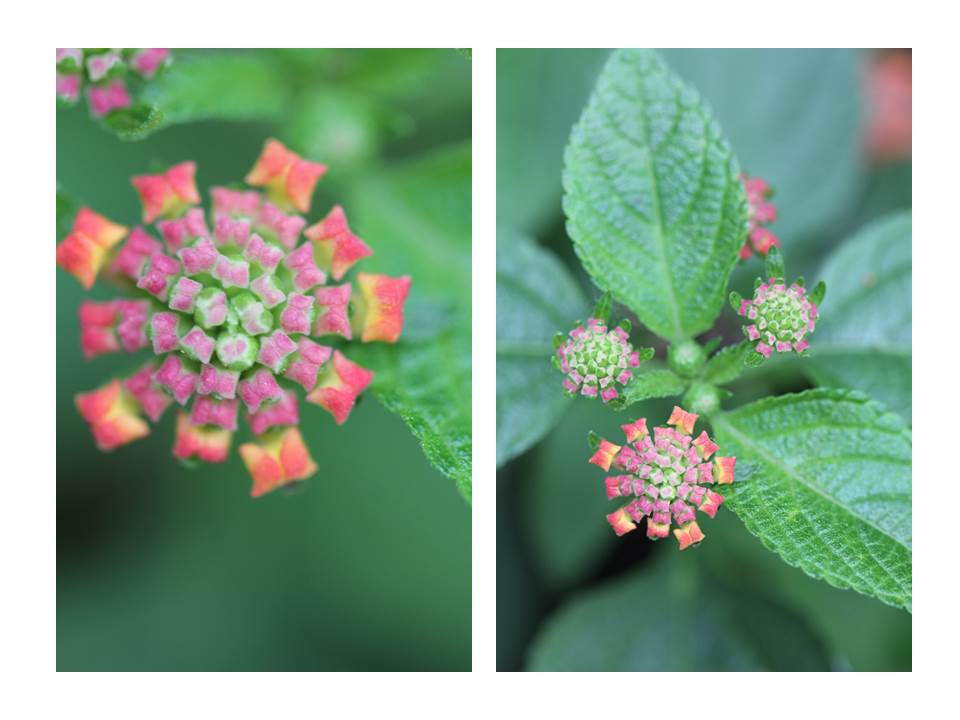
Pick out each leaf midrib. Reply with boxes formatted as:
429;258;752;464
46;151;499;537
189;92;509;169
713;413;911;553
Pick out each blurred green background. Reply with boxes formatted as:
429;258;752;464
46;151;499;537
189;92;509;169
497;48;911;671
57;49;471;671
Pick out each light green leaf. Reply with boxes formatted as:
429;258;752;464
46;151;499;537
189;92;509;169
564;49;746;342
497;49;610;235
660;49;863;249
497;230;587;466
805;212;911;421
347;144;471;500
712;388;912;611
619;368;686;407
528;553;831;670
118;52;289;140
702;341;751;386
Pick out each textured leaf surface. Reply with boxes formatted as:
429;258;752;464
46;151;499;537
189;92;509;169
661;49;863;249
347;144;472;500
528;554;831;670
118;53;289;140
497;230;586;466
497;49;610;235
620;368;686;406
805;212;912;421
712;389;912;611
703;341;750;385
563;49;746;342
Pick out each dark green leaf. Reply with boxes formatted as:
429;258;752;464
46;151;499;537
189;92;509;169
564;49;746;342
497;230;587;466
712;389;912;611
347;144;471;500
497;49;610;235
764;245;785;280
805;212;911;421
619;368;687;408
661;48;863;249
56;189;79;240
527;553;831;670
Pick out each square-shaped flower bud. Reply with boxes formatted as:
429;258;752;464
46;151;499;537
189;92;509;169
232;291;274;336
606;508;637;536
111;227;162;280
245;138;327;214
194;287;228;329
256;201;306;250
156;207;210;253
131;161;200;223
353;273;411;343
78;301;121;359
243;233;284;274
212;255;249;289
75;379;149;451
115;300;150;352
211;186;261;221
313;284;352;339
57;48;83;71
283;242;326;293
168;277;203;313
256;330;297;372
86;79;133;117
279;293;316;336
198;363;239;400
305;205;372;281
130;48;169;78
305;350;373;425
214;215;252;250
237;368;283;414
180;325;216;364
247;390;299;435
153;354;199;406
283;338;332;391
250;274;286;309
673;521;705;550
177;237;218;277
124;361;172;422
173;411;231;464
239;426;317;497
57;71;81;102
136;253;180;301
56;208;129;288
191;395;239;431
589;440;621;472
86;50;124;82
215;330;259;372
148;312;183;354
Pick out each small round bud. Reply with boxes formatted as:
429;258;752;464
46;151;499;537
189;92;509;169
683;382;721;415
667;340;706;378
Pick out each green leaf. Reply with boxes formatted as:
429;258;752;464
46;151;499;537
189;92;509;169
119;52;289;140
56;188;79;240
497;49;610;235
702;341;751;386
804;212;911;421
564;49;746;342
660;49;863;249
527;553;831;670
619;369;686;408
712;389;912;611
764;245;785;280
346;144;471;500
497;230;587;466
591;290;613;323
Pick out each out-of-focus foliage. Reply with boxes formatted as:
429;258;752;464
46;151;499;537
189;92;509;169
496;48;911;672
58;48;471;671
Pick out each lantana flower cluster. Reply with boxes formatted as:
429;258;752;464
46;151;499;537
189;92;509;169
589;406;736;550
739;173;780;260
555;318;643;404
737;278;817;359
57;48;170;117
57;139;411;497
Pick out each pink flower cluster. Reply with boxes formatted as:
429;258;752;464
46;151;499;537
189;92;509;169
57;139;412;497
739;174;780;260
57;48;169;117
555;318;641;404
589;407;736;550
737;278;817;358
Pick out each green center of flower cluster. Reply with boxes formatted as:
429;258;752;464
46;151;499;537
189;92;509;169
757;290;810;343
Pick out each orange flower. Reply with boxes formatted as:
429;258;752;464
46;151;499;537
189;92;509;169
239;427;318;498
131;161;200;223
304;205;372;281
245;138;326;213
55;208;128;288
172;411;231;463
667;405;699;435
306;350;374;425
74;379;149;451
353;273;411;343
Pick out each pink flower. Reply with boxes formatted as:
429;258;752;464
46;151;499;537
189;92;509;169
58;146;408;497
738;279;818;357
57;49;171;117
590;408;736;550
556;317;644;403
739;173;781;260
